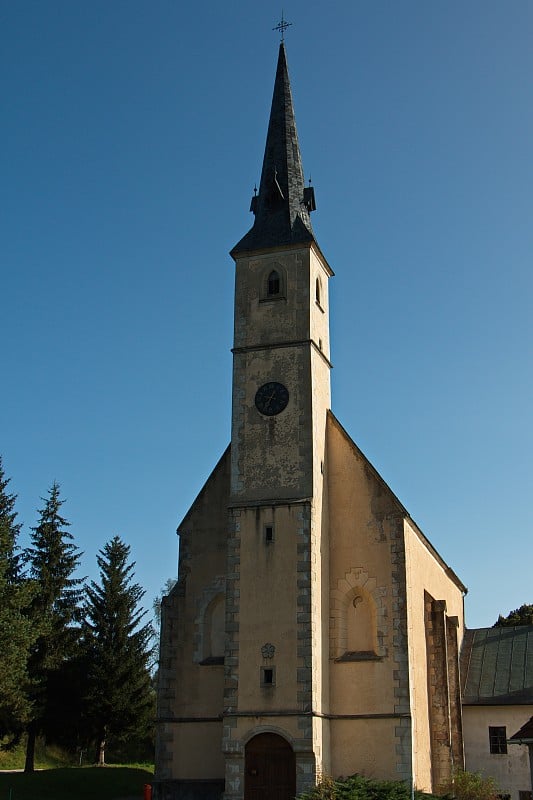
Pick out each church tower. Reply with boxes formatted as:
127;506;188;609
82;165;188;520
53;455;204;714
155;40;467;800
224;40;333;798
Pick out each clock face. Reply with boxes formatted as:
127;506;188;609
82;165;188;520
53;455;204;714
254;382;289;416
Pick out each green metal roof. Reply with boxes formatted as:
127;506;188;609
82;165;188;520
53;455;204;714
461;625;533;705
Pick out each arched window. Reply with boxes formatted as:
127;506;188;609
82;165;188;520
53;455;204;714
260;264;286;302
268;270;280;296
315;277;321;305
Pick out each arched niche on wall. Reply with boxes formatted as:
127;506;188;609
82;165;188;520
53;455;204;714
193;576;226;666
345;587;377;657
205;593;225;662
330;569;387;662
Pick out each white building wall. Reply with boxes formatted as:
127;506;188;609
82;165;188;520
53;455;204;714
463;705;532;800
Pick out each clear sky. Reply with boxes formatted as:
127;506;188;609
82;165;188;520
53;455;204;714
2;1;532;630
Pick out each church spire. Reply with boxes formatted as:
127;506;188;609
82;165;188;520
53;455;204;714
231;42;316;256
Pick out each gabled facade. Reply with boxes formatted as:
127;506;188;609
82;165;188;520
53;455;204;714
154;43;467;800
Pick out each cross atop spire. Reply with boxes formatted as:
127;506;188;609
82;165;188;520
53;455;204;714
231;42;317;257
273;12;292;42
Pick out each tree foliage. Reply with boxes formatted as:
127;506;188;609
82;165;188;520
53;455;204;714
298;775;434;800
298;773;500;800
153;577;177;627
0;458;35;744
24;483;84;770
0;457;23;582
0;460;156;764
493;603;533;627
84;536;155;765
444;770;499;800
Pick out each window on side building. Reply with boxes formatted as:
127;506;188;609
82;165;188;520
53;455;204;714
489;726;507;754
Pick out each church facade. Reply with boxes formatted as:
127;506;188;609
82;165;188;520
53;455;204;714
154;43;467;800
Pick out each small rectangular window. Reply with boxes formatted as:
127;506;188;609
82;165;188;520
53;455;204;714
489;726;507;754
261;666;275;686
265;525;274;543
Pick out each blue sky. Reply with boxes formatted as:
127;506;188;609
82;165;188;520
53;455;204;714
2;1;532;630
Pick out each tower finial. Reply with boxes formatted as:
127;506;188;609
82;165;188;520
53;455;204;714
273;11;292;42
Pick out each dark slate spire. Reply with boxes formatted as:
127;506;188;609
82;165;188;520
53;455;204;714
231;43;317;256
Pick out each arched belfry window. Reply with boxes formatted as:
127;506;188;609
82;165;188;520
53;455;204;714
260;263;286;302
316;277;321;305
268;270;280;296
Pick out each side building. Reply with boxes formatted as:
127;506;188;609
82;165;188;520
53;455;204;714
462;625;533;800
155;42;467;800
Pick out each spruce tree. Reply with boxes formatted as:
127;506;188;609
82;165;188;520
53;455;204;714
0;457;35;744
24;482;84;771
0;457;23;582
84;536;155;765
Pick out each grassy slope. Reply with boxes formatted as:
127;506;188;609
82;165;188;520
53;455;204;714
0;741;154;800
0;738;76;770
0;766;154;800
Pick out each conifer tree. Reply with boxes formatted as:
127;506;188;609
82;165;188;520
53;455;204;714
0;457;35;744
0;457;23;582
493;603;533;627
84;536;155;765
24;482;84;771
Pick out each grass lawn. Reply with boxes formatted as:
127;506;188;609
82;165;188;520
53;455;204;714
0;765;154;800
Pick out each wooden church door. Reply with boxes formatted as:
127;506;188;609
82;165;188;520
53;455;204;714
245;733;296;800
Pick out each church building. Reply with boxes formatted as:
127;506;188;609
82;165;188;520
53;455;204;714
155;41;467;800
